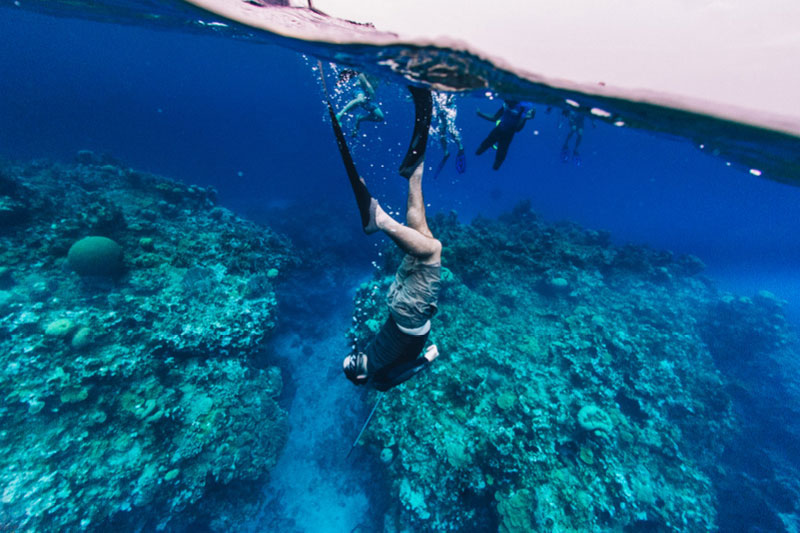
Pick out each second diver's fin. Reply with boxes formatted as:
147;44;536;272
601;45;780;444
432;153;450;179
455;148;466;174
560;145;570;163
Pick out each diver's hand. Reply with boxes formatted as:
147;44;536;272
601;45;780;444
424;344;440;362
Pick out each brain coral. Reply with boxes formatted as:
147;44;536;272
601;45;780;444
577;405;613;434
67;236;123;277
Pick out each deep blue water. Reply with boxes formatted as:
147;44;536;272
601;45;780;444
3;9;799;326
2;6;800;532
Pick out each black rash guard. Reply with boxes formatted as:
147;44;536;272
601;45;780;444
366;315;430;392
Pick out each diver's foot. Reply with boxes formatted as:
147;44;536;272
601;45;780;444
573;150;581;166
399;158;425;180
560;146;569;163
399;149;426;179
363;197;380;234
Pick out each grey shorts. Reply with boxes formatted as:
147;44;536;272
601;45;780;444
387;255;442;329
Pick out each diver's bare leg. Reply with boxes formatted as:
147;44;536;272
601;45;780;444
476;128;500;155
374;203;441;263
354;109;384;132
336;94;367;120
439;131;450;158
405;162;433;239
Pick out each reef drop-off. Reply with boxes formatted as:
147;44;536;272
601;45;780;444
349;201;797;532
0;154;296;532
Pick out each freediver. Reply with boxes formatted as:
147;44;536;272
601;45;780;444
335;70;385;137
475;99;535;170
322;82;442;391
561;108;586;166
431;91;466;178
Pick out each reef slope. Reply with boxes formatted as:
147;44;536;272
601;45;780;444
0;154;294;532
349;202;794;532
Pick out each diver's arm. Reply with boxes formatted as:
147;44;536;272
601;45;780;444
477;106;503;122
515;109;535;132
373;358;429;391
373;345;439;391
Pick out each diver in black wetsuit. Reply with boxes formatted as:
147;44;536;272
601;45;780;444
475;100;535;170
321;83;442;391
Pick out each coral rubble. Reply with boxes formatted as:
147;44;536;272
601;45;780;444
0;154;294;531
349;201;795;532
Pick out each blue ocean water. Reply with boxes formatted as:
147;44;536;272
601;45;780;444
1;4;800;532
4;10;799;324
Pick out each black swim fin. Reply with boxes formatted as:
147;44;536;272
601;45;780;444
455;148;466;174
318;61;377;233
398;86;433;178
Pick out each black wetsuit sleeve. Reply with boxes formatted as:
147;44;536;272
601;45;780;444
373;357;430;392
476;107;502;122
491;106;505;121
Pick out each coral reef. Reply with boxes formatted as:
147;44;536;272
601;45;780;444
349;201;795;532
0;154;295;531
